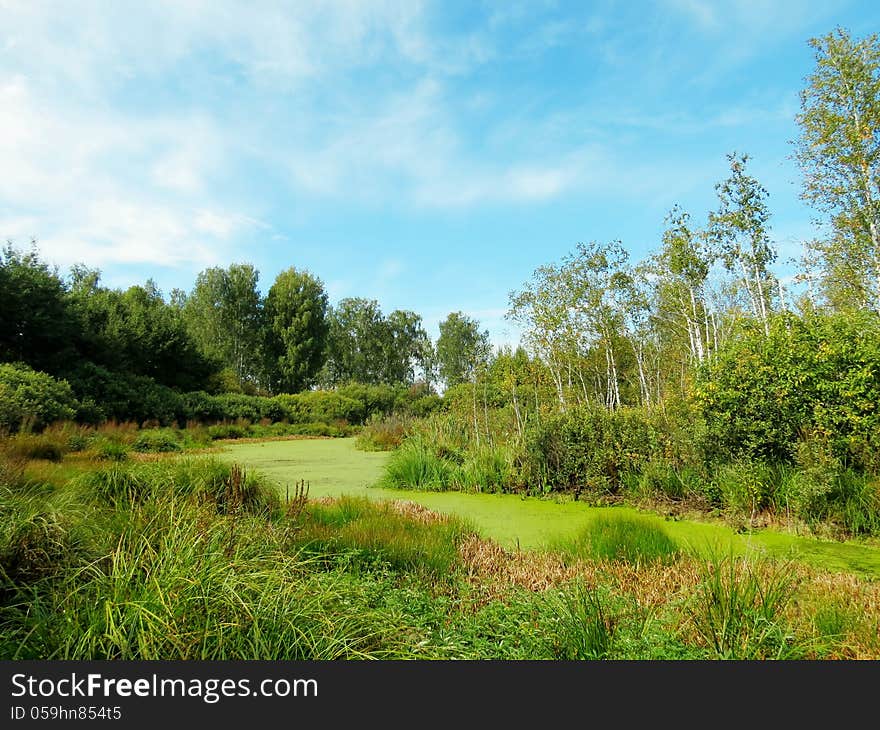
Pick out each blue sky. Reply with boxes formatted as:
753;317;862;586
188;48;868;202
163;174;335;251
2;1;878;346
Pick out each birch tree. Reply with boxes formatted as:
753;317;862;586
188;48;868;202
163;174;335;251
795;28;880;310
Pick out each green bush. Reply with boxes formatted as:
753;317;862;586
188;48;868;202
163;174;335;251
695;311;880;466
132;429;183;453
521;406;663;494
381;437;457;491
712;461;777;518
0;363;78;431
68;362;184;426
93;439;129;462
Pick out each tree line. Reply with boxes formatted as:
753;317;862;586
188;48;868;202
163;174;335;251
0;245;493;414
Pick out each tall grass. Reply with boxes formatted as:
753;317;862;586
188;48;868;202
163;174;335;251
552;515;680;565
380;437;457;491
380;436;516;493
2;496;410;659
687;553;800;659
355;414;412;451
296;497;474;577
546;581;616;659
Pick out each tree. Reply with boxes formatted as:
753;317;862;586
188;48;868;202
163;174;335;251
436;312;491;388
262;267;329;393
322;298;388;385
708;153;777;335
67;272;215;391
795;28;880;310
0;242;76;373
384;309;433;386
651;206;717;366
183;264;263;388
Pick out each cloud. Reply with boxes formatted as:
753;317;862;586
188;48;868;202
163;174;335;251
0;73;258;270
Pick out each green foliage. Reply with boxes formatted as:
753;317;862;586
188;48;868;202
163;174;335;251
296;497;472;577
182;263;263;389
695;311;880;466
93;439;129;462
0;363;78;431
322;299;432;387
68;275;215;392
436;311;491;387
355;414;411;451
795;28;880;309
521;406;664;494
381;437;457;491
66;362;185;426
131;429;183;453
0;244;76;374
262;267;329;393
545;582;616;659
712;461;777;518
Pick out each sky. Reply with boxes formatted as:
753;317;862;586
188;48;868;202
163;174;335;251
2;0;879;347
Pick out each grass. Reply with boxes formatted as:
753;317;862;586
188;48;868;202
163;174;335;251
293;496;475;577
552;515;680;565
3;441;880;659
224;438;880;577
686;552;800;659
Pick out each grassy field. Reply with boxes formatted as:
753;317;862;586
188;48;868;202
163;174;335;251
4;441;880;659
223;437;880;577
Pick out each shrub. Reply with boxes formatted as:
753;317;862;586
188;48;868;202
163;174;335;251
521;406;662;494
695;311;880;465
355;414;411;451
132;429;182;453
0;363;78;431
93;439;129;462
712;461;776;519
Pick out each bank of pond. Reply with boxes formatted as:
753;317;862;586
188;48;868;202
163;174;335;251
223;437;880;578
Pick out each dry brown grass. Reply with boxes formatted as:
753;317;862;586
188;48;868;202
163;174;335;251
788;570;880;658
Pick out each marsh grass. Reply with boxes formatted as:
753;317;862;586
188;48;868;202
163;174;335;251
296;496;474;577
381;437;516;493
2;441;880;660
546;581;616;659
686;552;801;659
552;515;680;565
2;498;411;659
380;438;456;490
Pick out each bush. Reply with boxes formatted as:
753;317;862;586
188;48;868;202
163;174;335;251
132;429;183;453
275;391;362;425
0;363;78;431
695;311;880;466
712;461;777;519
355;414;411;451
93;439;129;462
521;406;663;494
68;362;184;425
380;438;457;491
